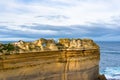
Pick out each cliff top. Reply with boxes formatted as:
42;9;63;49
0;38;99;55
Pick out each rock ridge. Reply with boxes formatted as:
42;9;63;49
0;38;99;55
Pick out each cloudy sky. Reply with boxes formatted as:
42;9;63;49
0;0;120;41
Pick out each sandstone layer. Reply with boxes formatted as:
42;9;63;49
0;38;102;80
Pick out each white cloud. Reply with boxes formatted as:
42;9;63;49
0;0;120;41
1;1;120;26
1;0;120;26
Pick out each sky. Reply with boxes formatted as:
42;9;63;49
0;0;120;41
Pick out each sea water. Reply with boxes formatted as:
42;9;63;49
97;41;120;80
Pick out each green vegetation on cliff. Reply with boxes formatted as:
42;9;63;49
0;43;19;55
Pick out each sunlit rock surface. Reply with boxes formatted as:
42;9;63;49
0;38;102;80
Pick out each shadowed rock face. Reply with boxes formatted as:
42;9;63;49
0;38;102;80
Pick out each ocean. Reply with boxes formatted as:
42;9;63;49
1;41;120;79
96;41;120;80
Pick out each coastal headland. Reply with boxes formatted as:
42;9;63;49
0;38;105;80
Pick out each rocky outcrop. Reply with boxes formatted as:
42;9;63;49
0;38;99;55
98;74;107;80
0;38;104;80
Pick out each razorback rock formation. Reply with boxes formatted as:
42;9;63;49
0;38;99;55
0;38;105;80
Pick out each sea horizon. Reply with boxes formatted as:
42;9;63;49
1;40;120;44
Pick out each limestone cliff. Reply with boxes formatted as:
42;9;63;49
0;38;104;80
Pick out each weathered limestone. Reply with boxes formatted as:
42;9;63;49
58;38;70;48
49;43;58;50
69;39;82;48
0;50;100;80
0;38;99;54
0;38;103;80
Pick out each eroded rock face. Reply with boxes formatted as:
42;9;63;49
0;49;100;80
49;43;58;50
0;38;99;54
58;38;71;48
58;38;99;50
0;38;102;80
69;39;82;49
